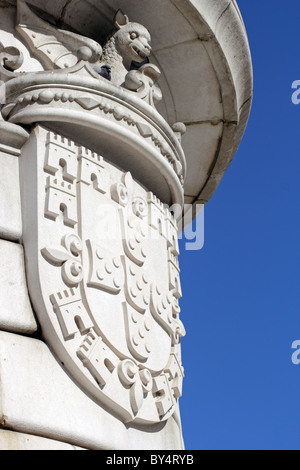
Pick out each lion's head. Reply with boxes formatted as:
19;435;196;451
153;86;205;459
113;10;152;66
114;26;151;66
100;10;153;86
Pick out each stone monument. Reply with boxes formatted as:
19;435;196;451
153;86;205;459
0;0;252;450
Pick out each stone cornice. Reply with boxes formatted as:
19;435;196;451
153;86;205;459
4;64;186;207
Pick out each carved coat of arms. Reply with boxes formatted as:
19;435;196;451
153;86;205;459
20;126;185;425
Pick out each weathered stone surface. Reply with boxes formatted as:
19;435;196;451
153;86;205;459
0;239;37;334
0;152;22;241
0;430;85;450
0;331;184;450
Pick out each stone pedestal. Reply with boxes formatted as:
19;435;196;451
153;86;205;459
0;0;252;450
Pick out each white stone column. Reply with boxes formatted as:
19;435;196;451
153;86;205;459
0;0;252;450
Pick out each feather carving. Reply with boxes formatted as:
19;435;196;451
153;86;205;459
16;0;102;70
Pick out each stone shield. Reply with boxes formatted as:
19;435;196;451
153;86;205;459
20;125;185;425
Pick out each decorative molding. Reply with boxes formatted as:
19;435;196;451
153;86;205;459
0;42;23;82
3;82;185;186
125;64;162;107
16;0;102;70
3;64;186;205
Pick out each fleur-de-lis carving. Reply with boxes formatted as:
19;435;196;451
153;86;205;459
118;359;153;415
41;233;83;287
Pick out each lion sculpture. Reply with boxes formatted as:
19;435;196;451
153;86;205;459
14;2;161;104
97;9;153;86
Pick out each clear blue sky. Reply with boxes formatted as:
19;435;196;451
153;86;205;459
179;0;300;450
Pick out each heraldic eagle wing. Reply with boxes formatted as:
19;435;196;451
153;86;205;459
16;0;102;70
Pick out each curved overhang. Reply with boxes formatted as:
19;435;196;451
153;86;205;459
5;0;253;217
5;67;186;208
